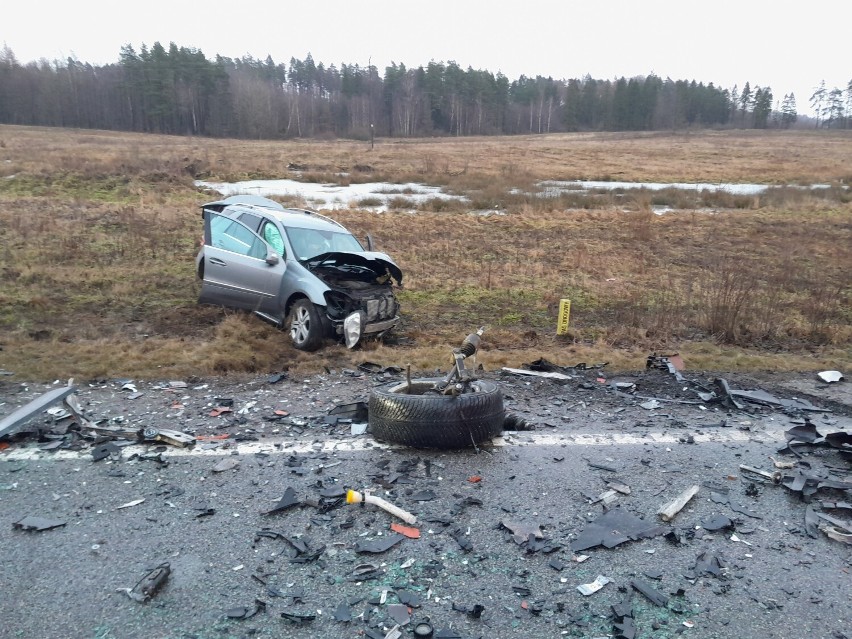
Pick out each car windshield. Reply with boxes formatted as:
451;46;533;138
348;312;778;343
286;227;364;260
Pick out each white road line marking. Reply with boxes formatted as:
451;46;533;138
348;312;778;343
1;427;787;461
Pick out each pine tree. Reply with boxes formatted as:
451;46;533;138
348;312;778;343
780;93;797;128
810;81;826;127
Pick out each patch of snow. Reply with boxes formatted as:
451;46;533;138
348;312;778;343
195;179;467;212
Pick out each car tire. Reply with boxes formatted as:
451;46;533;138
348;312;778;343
369;378;504;449
288;299;324;351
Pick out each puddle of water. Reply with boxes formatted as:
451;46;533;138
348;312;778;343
195;178;467;212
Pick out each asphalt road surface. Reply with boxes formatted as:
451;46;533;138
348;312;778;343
1;366;850;639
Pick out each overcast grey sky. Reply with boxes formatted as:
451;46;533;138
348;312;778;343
4;0;849;116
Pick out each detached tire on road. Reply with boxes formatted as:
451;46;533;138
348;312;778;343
369;378;504;449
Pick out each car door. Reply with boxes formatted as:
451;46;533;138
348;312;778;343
198;210;285;311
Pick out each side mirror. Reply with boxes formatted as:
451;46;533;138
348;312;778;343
265;252;280;265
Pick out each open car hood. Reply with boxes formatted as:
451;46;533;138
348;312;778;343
303;251;403;286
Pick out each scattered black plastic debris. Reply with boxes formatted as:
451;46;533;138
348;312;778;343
825;430;851;445
280;609;316;623
450;497;483;516
692;551;725;578
256;530;324;563
264;487;301;514
611;600;636;639
435;629;463;639
452;602;485;619
527;600;545;615
549;558;567;571
355;533;405;554
805;505;821;539
710;491;762;519
328;401;368;423
289;540;325;564
388;603;411;625
713;378;744;410
647;353;684;380
523;534;561;554
410;489;437;502
267;372;287;384
226;599;266;620
194;508;216;518
319;486;346;499
631;579;670;607
701;515;734;531
500;519;544;544
358;362;403;375
586;460;619;473
449;528;473;552
332;601;352;622
396;590;422;607
664;527;694;545
92;442;120;461
570;507;667;552
123;562;170;603
786;421;824;444
12;516;67;532
423;515;453;527
783;471;852;501
731;388;827;412
822;501;852;511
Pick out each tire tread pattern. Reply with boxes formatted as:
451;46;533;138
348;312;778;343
369;378;504;449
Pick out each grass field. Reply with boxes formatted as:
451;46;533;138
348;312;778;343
0;125;850;381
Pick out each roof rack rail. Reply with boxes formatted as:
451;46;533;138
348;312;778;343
283;207;347;230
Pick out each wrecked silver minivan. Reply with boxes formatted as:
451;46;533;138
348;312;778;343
195;195;402;351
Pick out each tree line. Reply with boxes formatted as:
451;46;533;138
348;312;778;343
0;42;846;140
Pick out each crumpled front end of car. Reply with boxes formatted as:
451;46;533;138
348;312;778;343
324;284;400;347
304;251;402;347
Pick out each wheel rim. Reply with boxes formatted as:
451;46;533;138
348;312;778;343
290;305;311;345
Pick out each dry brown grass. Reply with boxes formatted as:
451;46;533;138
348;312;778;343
0;125;850;381
2;126;851;187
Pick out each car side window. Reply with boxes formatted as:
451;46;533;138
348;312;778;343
210;213;267;260
238;212;262;232
262;222;286;258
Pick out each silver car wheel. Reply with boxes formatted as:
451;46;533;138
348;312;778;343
290;305;312;345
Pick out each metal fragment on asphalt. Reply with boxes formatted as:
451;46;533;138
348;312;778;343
577;575;610;596
116;498;145;509
122;562;171;603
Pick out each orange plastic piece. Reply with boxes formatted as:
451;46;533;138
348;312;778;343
390;523;421;539
468;476;482;483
